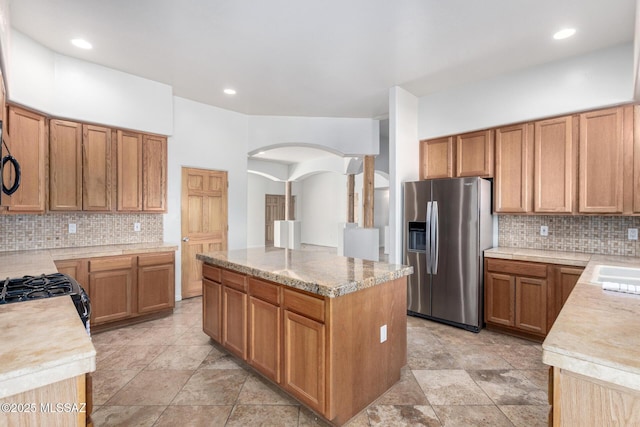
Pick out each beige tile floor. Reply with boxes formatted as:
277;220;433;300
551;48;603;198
91;297;549;426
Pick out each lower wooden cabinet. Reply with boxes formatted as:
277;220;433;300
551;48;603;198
54;251;176;328
484;258;583;340
203;278;222;341
222;286;248;359
248;292;281;383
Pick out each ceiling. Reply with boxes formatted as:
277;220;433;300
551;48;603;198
251;146;340;165
9;0;637;119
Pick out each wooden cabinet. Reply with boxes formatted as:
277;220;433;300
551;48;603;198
137;252;175;314
89;256;135;325
456;130;494;177
117;130;143;211
550;266;583;327
579;107;625;213
142;134;167;212
203;265;223;341
534;116;576;213
117;130;167;212
2;106;46;213
54;258;88;286
82;125;113;211
283;289;326;413
494;124;533;213
485;258;548;339
420;137;454;179
248;277;281;383
221;270;248;359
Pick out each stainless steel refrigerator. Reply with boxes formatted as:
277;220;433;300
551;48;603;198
403;177;493;332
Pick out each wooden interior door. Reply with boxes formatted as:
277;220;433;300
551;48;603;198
181;167;228;299
265;194;294;246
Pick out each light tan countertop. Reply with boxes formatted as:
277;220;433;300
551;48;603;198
0;297;96;399
197;248;413;298
0;242;178;278
542;255;640;391
484;247;591;267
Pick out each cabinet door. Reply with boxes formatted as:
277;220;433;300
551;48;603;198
83;125;113;211
223;286;247;359
203;278;222;342
551;266;583;327
420;137;454;179
3;106;46;212
456;130;493;177
494;124;532;212
515;276;547;335
49;120;83;211
485;272;515;326
249;296;281;383
283;309;325;413
89;269;134;325
535;116;575;213
579;107;624;213
137;255;175;314
117;130;143;211
142;134;167;212
54;259;88;287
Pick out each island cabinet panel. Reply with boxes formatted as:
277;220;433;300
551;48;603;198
137;252;175;314
2;106;47;213
203;278;222;341
534;115;576;213
456;130;494;177
494;124;533;213
248;277;281;382
49;119;83;211
222;286;248;359
420;136;454;179
283;309;326;413
579;107;624;213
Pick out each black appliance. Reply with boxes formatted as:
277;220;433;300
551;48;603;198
0;120;21;200
0;273;91;334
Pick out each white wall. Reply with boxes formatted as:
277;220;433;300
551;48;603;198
389;86;419;264
248;115;380;156
10;31;173;135
299;172;347;247
419;43;634;139
165;96;249;299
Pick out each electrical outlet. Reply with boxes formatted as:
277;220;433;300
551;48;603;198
380;324;387;343
134;222;141;232
540;225;549;237
628;228;638;240
68;223;76;234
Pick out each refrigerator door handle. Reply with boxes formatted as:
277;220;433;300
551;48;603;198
431;201;439;274
426;201;432;274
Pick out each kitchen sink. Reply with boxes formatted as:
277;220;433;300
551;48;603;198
595;265;640;289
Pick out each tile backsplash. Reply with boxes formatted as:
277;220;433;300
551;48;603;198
498;215;640;256
0;213;163;252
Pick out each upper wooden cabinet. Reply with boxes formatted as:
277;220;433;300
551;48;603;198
534;116;576;213
83;125;113;211
420;130;493;179
456;130;494;177
117;130;167;212
494;124;533;213
2;106;47;213
579;107;625;213
420;137;454;179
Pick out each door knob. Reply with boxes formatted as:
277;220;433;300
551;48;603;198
182;237;190;242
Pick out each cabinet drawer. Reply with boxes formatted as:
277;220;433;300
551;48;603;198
89;256;135;272
222;269;246;292
486;258;547;278
283;288;325;323
203;264;222;283
138;252;174;267
248;277;280;305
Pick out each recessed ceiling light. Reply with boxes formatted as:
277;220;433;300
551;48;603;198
223;88;237;95
553;28;576;40
71;38;92;49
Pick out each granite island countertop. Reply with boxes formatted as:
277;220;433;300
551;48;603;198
0;297;96;399
542;254;640;392
197;248;413;298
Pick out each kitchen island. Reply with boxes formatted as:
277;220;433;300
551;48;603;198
197;248;412;426
543;255;640;426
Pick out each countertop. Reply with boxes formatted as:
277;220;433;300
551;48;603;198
542;254;640;391
197;248;413;298
484;247;591;267
0;297;96;399
0;242;179;278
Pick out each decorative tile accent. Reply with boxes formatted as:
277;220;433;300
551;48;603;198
498;215;640;256
0;213;163;252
